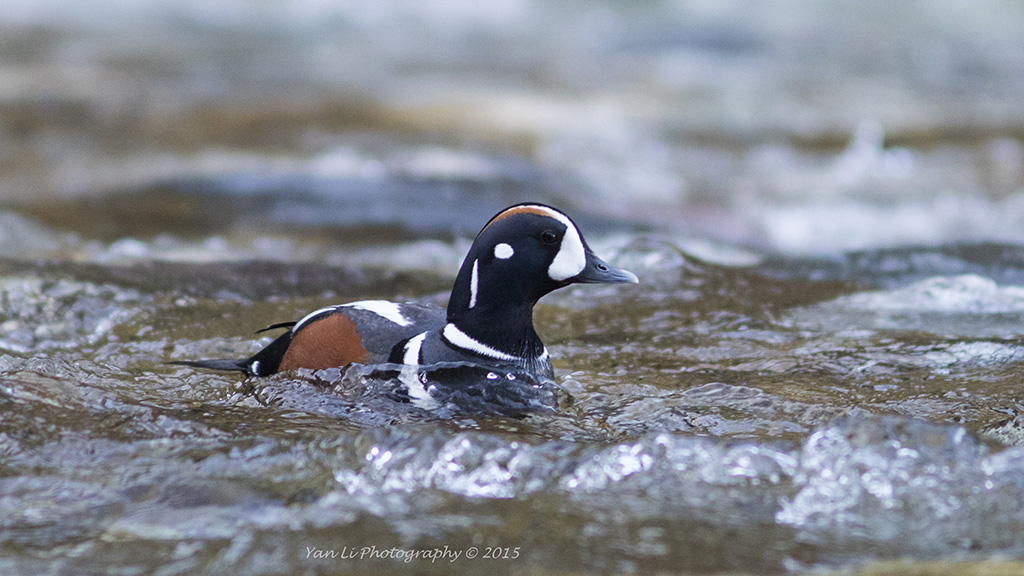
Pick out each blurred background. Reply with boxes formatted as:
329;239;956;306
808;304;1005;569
3;0;1024;263
5;3;1024;575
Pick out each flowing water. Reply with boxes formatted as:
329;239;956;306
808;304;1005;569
3;2;1024;575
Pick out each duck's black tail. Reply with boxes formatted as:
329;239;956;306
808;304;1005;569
169;358;251;374
169;328;294;377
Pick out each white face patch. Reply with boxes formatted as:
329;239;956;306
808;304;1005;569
468;259;479;309
545;218;586;281
494;243;514;259
344;300;412;327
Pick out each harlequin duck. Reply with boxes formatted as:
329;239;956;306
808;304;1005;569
175;203;637;410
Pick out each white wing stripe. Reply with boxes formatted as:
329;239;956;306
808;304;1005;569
344;300;412;326
292;306;341;332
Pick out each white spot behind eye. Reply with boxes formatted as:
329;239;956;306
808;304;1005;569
494;243;514;259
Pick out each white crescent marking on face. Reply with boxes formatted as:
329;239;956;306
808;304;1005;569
526;207;586;281
494;243;514;259
469;259;479;309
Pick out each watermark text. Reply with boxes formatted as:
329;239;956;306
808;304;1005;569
304;545;521;563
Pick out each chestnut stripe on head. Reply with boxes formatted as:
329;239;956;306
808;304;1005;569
480;205;559;233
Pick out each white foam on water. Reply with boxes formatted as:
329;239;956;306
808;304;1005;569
829;275;1024;314
786;274;1024;339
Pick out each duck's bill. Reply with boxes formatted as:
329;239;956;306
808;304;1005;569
575;251;639;284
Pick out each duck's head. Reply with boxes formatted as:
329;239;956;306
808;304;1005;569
448;203;638;319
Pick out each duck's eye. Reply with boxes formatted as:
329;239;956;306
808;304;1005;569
540;230;558;245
